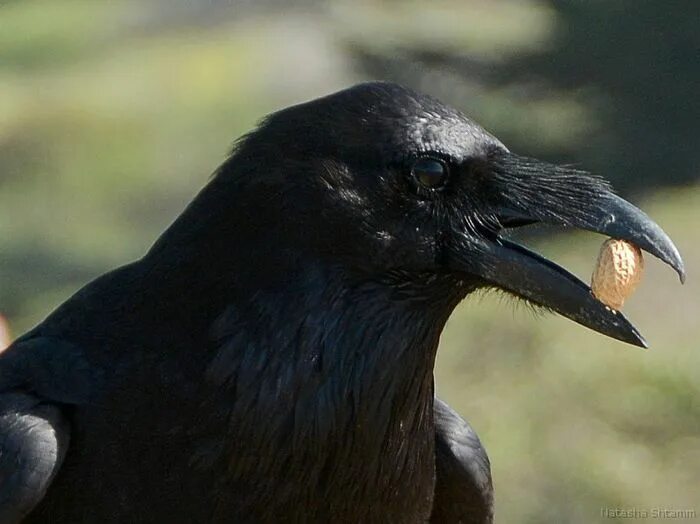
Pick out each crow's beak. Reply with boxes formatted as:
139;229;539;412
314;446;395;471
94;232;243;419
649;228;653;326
451;153;685;348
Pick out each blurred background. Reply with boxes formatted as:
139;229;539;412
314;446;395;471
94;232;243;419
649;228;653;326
1;0;698;521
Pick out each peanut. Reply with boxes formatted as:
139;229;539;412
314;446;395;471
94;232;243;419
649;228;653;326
591;239;644;310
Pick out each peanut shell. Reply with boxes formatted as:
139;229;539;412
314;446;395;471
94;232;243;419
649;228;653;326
591;239;644;310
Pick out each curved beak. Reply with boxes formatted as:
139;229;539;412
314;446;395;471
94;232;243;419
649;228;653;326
450;153;685;348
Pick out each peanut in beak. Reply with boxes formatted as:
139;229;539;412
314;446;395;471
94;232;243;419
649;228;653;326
591;239;645;310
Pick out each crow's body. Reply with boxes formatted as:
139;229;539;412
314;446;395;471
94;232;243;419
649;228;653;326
13;265;470;523
0;83;682;523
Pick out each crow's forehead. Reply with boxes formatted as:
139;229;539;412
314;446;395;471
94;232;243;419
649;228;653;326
399;113;503;160
255;82;506;163
322;82;505;160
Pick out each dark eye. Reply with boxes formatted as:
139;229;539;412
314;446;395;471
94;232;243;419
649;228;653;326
411;157;449;189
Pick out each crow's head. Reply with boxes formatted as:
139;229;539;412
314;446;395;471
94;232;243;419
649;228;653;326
158;82;684;346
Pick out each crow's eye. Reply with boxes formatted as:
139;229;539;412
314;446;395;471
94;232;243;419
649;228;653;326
411;157;448;189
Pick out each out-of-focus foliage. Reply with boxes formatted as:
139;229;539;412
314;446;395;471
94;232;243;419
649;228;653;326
352;0;700;193
1;1;697;522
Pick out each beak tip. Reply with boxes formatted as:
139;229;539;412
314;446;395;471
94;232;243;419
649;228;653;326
655;228;685;283
669;255;686;284
677;265;687;284
612;313;648;348
667;246;686;283
628;329;649;349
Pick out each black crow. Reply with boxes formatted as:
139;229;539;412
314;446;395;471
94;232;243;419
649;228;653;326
0;82;684;523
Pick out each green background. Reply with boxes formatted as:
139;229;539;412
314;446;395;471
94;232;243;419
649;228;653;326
1;1;698;521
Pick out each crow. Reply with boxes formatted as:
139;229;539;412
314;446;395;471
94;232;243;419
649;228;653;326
0;82;684;523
